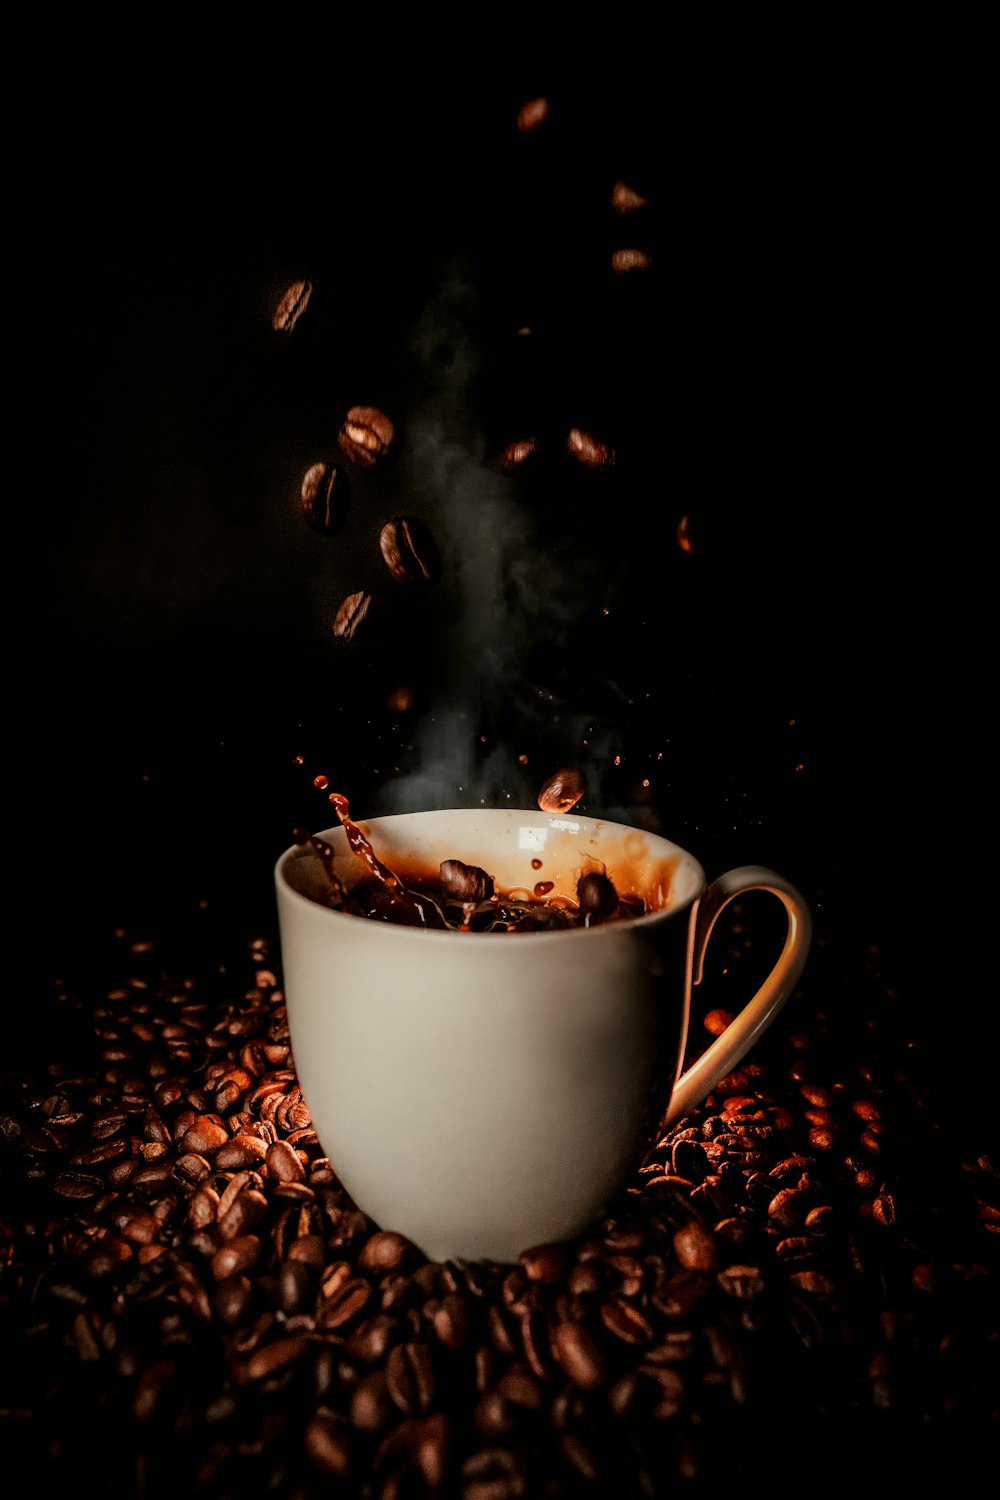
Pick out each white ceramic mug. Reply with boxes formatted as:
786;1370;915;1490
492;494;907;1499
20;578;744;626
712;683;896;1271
274;807;812;1264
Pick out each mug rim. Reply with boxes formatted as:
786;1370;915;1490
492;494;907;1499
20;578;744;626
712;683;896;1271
274;806;706;943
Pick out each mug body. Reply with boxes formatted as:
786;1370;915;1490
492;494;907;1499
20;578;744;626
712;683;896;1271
274;808;706;1263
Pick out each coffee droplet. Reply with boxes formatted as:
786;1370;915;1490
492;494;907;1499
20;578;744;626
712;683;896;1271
273;279;313;333
333;591;372;640
379;516;442;585
301;462;351;535
538;768;587;814
338;406;396;470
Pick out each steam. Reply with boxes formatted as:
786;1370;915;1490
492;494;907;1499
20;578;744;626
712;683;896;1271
371;259;626;817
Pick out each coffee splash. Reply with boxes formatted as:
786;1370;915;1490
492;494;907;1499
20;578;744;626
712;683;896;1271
294;792;646;933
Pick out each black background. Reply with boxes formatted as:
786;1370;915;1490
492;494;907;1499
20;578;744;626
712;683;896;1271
18;46;960;1043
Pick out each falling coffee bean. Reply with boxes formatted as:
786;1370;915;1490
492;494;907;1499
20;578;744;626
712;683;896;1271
379;516;442;585
333;591;372;641
439;861;495;904
499;438;537;474
339;406;395;470
538;767;587;814
567;429;615;470
611;181;647;213
273;279;312;333
517;97;549;132
611;248;652;273
301;462;351;535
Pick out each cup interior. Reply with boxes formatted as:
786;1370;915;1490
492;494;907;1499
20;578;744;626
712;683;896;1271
277;807;705;926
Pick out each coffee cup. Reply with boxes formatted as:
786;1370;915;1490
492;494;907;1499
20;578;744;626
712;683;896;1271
274;807;812;1263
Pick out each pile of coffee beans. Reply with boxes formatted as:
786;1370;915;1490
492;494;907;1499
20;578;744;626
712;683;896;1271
2;909;995;1497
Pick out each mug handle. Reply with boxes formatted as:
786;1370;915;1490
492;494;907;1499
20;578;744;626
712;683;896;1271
663;866;813;1128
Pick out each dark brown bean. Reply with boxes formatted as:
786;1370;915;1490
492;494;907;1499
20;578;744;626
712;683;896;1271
379;515;442;584
439;860;495;904
551;1320;606;1388
566;427;615;469
304;1409;352;1477
332;590;372;641
386;1340;435;1414
338;405;395;469
301;461;351;535
273;279;312;333
537;767;587;814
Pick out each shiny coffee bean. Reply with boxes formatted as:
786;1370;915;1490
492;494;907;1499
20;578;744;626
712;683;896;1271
537;766;587;814
499;437;536;473
439;860;495;904
577;870;619;924
301;462;350;535
566;428;615;470
273;279;312;332
379;516;442;585
332;591;372;641
338;405;395;469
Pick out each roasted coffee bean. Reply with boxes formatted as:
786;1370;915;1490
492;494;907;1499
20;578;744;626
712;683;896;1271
301;461;351;536
332;590;372;641
551;1319;606;1388
537;766;587;814
499;437;536;472
612;180;647;212
577;869;619;923
211;1234;261;1279
304;1409;353;1477
439;859;495;904
214;1273;253;1327
379;515;442;584
338;405;395;469
265;1137;305;1184
429;1293;472;1351
215;1132;268;1170
317;1275;372;1329
351;1368;393;1432
273;278;312;332
600;1297;654;1346
717;1265;766;1300
673;1219;718;1271
347;1313;399;1364
237;1332;310;1384
358;1229;414;1272
386;1340;435;1414
462;1445;527;1500
610;247;652;273
566;427;615;469
519;1243;568;1284
181;1115;229;1155
517;96;549;131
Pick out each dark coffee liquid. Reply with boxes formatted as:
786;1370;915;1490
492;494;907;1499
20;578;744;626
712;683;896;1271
294;796;647;933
